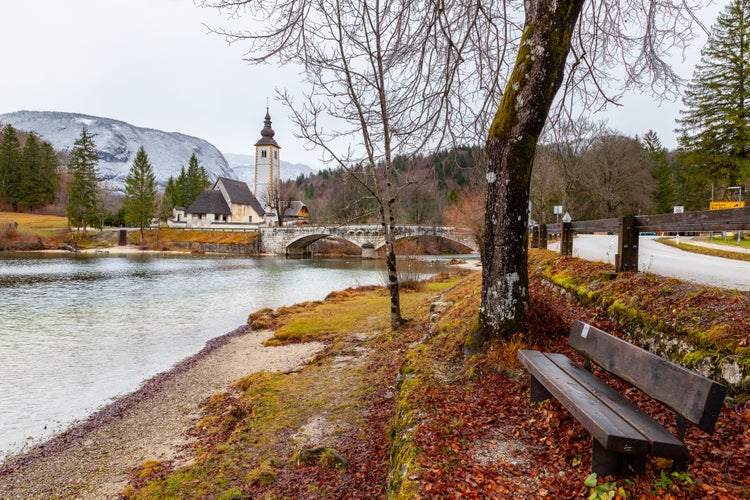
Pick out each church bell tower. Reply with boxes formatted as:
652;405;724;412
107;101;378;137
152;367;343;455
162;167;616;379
254;108;281;205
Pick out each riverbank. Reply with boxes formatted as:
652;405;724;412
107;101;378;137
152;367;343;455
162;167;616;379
3;256;748;498
117;254;748;498
0;326;325;499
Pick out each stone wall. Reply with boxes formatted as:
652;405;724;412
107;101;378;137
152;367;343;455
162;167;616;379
170;239;262;255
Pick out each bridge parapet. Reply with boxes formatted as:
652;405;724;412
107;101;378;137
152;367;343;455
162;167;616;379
260;225;477;256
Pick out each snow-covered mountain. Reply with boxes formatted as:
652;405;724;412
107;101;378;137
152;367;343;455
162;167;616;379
0;110;235;192
224;152;317;184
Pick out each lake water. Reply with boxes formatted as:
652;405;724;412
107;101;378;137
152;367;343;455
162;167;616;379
0;253;441;462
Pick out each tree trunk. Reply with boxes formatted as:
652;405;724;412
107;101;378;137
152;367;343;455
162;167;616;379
468;0;585;350
383;199;404;330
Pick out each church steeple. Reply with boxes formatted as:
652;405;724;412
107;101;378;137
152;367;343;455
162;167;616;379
253;107;281;203
255;108;279;148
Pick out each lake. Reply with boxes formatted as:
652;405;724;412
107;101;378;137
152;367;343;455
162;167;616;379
0;253;444;461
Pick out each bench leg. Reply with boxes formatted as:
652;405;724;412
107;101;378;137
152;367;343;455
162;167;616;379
529;375;552;403
671;457;689;473
592;439;646;476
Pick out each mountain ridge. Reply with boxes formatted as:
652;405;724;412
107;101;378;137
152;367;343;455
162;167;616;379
0;110;316;193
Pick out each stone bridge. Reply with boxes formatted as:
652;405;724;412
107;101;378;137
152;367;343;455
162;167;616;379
260;224;478;257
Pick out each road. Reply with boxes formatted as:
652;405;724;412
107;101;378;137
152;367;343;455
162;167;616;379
550;234;750;291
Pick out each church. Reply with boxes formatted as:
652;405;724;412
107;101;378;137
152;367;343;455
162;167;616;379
170;109;308;228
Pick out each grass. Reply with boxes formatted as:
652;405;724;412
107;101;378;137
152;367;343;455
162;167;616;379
0;211;68;230
135;228;259;246
124;272;465;499
0;212;260;251
701;234;750;250
657;237;750;263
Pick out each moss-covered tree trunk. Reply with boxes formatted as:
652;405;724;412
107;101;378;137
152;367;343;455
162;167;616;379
382;193;404;330
469;0;585;349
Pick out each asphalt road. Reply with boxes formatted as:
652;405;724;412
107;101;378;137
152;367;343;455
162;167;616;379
550;234;750;291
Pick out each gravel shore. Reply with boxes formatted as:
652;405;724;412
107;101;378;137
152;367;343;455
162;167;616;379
0;326;324;499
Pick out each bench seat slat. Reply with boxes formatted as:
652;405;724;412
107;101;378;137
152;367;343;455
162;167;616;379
518;350;648;455
547;353;688;460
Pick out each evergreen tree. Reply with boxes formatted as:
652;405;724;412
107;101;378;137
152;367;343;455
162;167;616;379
641;131;675;213
19;133;44;210
0;125;22;208
175;167;188;207
164;176;178;208
67;127;101;236
676;0;750;199
39;141;61;207
185;153;210;206
198;164;210;192
123;146;157;241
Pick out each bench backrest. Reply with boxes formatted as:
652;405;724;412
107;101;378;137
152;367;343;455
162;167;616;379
568;320;727;434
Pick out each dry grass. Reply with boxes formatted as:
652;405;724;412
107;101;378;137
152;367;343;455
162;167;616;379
0;212;68;230
138;228;259;245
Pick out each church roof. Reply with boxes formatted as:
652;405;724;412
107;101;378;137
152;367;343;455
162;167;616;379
254;108;280;148
186;189;231;215
215;177;265;215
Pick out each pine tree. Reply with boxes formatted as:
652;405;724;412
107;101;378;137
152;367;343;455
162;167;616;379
39;141;61;207
67;127;101;236
0;125;22;208
185;153;210;207
641;131;675;213
676;0;750;200
19;133;44;210
123;146;157;241
164;176;178;209
175;167;188;207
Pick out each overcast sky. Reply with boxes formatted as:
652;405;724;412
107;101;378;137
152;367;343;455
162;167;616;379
0;0;726;166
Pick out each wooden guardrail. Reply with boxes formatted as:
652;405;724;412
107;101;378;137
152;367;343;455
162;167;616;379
533;206;750;272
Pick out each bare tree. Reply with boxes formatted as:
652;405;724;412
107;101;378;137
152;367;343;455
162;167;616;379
266;180;302;226
201;0;709;338
444;188;486;260
530;119;618;224
201;0;480;329
579;134;655;218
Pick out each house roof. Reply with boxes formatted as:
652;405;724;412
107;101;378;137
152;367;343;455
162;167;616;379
186;189;231;215
214;177;266;216
284;200;309;218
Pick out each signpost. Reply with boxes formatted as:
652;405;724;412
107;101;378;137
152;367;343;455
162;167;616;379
554;205;563;224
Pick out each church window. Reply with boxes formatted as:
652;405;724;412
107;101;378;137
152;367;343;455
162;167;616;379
261;150;267;158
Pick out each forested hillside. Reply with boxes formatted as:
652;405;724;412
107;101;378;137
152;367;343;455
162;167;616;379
2;116;744;230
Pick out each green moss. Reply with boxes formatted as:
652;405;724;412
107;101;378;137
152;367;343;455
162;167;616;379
387;364;423;499
245;460;275;486
463;317;487;354
533;249;749;393
683;350;722;367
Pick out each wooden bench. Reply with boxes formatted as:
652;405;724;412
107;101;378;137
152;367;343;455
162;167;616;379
517;320;727;476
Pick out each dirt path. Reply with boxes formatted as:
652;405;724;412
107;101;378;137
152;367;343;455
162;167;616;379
0;327;324;499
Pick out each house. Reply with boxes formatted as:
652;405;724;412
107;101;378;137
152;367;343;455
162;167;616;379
175;177;265;228
283;200;310;225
